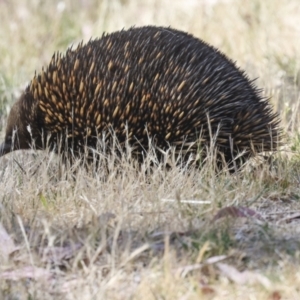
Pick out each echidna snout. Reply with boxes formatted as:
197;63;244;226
0;96;33;155
0;26;281;168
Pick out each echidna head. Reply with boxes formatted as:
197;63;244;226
0;96;32;157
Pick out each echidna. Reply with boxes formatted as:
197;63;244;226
0;26;281;169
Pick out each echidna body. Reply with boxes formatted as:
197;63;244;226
0;26;281;167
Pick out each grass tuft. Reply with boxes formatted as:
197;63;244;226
1;0;300;298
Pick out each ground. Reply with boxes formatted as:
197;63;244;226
0;0;300;299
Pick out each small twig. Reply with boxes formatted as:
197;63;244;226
161;199;211;204
14;156;43;176
13;159;26;174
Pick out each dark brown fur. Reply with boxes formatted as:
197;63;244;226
0;26;281;168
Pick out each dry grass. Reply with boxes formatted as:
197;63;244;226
1;0;300;299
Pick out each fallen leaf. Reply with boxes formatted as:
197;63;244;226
213;206;264;221
201;285;215;295
269;291;281;300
